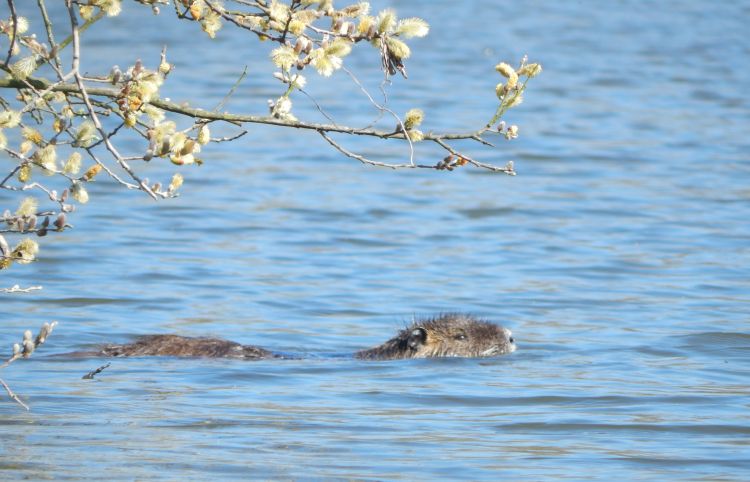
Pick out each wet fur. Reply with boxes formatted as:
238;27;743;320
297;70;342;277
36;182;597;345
98;334;275;359
87;314;515;361
354;313;515;360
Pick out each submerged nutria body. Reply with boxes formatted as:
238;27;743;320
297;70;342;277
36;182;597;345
98;334;275;359
93;314;515;360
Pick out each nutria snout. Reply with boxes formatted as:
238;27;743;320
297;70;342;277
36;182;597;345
90;314;515;360
354;313;516;360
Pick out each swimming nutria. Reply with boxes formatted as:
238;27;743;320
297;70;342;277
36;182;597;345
354;313;516;360
88;314;515;360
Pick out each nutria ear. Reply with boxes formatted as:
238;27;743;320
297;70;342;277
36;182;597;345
407;327;427;350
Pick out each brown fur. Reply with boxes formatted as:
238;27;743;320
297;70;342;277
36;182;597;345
87;314;515;360
98;334;274;359
354;313;516;360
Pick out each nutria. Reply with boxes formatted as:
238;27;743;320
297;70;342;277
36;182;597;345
87;314;515;360
354;313;516;360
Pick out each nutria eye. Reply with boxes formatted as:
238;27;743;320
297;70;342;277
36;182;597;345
454;333;467;341
509;337;515;343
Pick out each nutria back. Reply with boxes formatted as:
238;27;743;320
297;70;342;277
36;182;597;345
87;314;515;360
98;334;274;359
354;314;516;360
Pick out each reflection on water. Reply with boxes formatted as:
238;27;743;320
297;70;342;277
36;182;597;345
2;0;749;480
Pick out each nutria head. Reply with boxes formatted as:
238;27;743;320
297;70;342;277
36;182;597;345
354;313;516;360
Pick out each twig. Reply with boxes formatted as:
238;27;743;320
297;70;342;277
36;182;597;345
213;65;248;113
0;377;28;410
82;362;110;380
204;0;282;42
341;66;414;164
36;0;63;71
318;131;433;170
433;138;515;174
298;88;338;126
1;321;57;410
4;0;18;67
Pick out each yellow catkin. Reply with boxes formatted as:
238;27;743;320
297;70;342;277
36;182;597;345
64;152;82;175
16;197;38;217
197;124;211;145
169;173;184;192
82;164;103;181
403;108;424;130
518;63;543;78
18;164;31;182
495;62;518;89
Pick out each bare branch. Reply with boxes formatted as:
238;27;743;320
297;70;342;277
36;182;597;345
3;0;18;67
319;131;433;170
0;377;28;410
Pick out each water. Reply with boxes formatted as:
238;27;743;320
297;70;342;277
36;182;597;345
2;0;749;479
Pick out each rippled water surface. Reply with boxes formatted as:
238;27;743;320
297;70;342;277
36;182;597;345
2;1;749;480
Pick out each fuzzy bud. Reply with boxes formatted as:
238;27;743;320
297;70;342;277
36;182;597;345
82;164;102;181
495;82;508;100
36;322;52;345
70;182;89;204
110;65;122;84
16;197;38;217
18;164;31;183
0;110;21;129
168;173;184;193
74;121;97;147
395;18;429;38
518;62;542;78
406;129;424;142
505;94;524;108
495;62;519;89
385;37;410;60
495;62;515;78
376;9;397;34
22;127;43;145
22;339;35;357
403;108;424;130
12;238;39;264
124;112;137;127
64;152;82;175
197;124;210;145
34;145;58;175
53;117;66;133
10;56;37;80
159;60;172;76
54;213;66;230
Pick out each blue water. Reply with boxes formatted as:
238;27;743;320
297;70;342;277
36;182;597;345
2;0;749;480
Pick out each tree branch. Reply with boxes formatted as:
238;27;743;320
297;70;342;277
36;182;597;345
0;77;491;142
